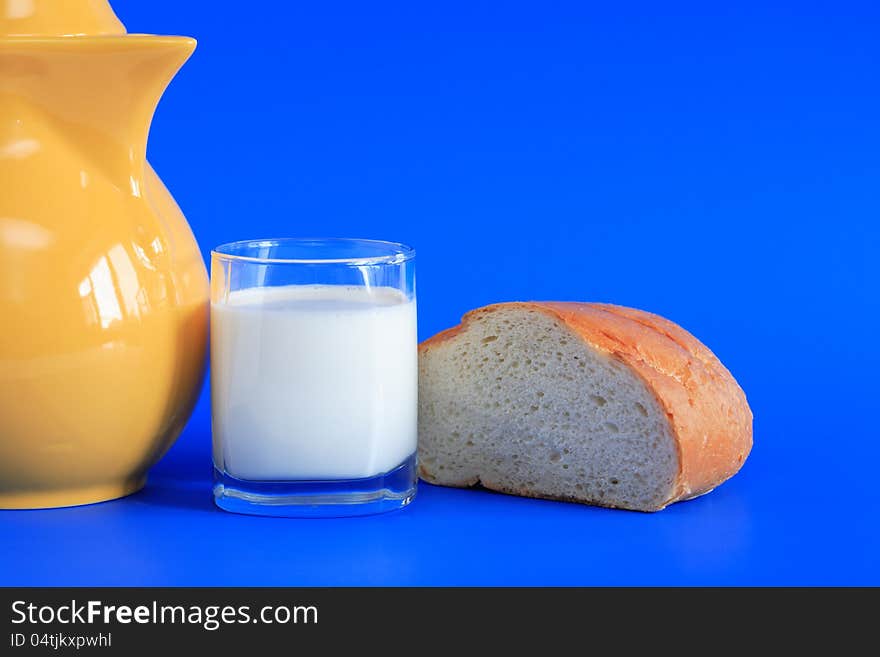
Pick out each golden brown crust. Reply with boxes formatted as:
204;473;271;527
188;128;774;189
420;302;753;507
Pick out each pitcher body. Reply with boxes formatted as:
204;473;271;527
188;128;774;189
0;2;208;508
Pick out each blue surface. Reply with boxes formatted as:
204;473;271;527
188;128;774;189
2;0;879;585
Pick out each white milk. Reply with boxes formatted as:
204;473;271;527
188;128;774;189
211;284;417;481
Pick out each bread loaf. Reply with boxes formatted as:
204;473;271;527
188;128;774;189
418;303;752;511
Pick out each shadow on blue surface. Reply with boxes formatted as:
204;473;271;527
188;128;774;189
135;475;215;514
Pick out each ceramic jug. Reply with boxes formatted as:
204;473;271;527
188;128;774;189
0;1;208;508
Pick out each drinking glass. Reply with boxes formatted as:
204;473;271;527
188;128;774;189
210;238;417;517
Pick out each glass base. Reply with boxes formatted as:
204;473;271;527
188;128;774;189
213;455;417;517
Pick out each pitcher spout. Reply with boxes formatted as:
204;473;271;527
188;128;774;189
0;36;196;192
1;0;126;36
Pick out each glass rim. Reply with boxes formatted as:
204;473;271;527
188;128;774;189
211;237;416;266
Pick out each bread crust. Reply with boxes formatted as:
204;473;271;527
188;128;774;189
420;302;753;509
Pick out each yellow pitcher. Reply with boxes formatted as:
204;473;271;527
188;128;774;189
0;1;208;508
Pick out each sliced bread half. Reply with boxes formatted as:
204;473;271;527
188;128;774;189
418;302;752;511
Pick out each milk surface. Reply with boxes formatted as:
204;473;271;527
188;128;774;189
211;285;417;480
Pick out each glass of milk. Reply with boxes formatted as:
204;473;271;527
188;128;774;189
210;238;417;516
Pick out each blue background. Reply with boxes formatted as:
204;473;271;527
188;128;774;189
2;0;878;585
